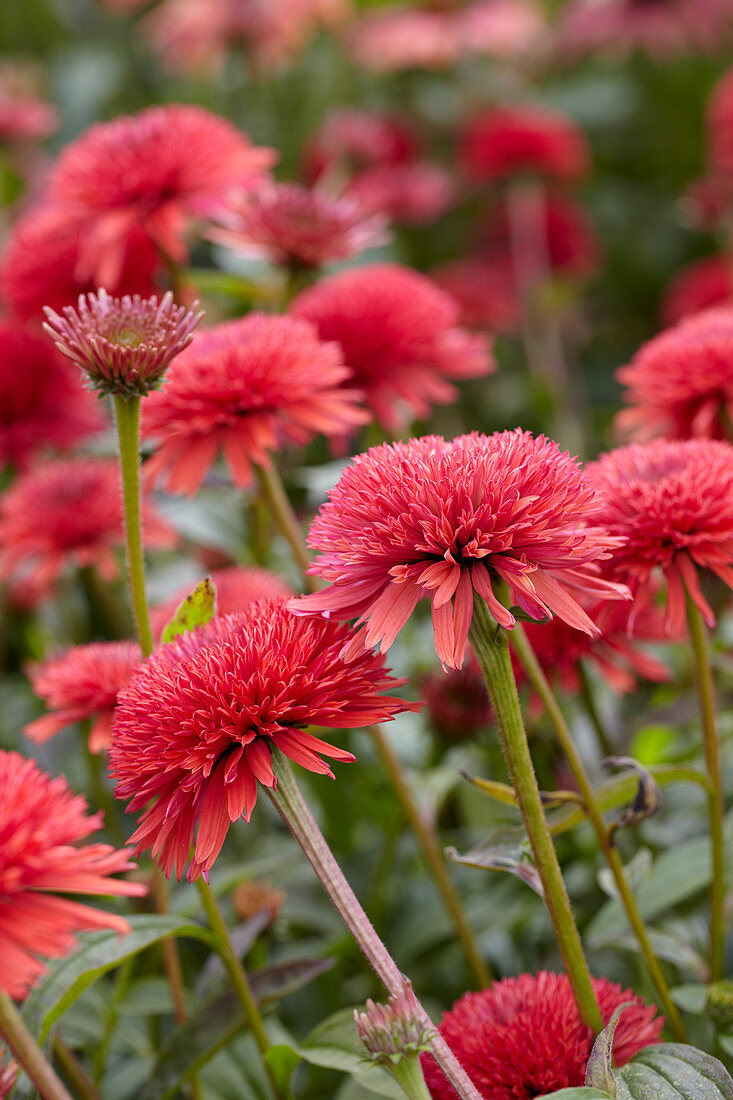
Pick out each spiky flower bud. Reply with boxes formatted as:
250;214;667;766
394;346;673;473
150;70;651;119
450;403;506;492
355;983;435;1098
706;981;733;1032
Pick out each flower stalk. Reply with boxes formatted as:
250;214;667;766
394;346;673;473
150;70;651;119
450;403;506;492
113;395;154;658
468;596;602;1032
254;463;317;594
268;750;484;1100
0;990;73;1100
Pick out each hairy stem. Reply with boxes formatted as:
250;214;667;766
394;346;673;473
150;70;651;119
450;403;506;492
53;1038;101;1100
113;395;153;658
0;991;72;1100
254;463;317;593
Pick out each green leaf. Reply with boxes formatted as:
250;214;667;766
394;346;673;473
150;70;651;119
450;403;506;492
585;1005;633;1097
616;1043;733;1099
264;1044;301;1093
161;577;217;643
22;914;213;1042
295;1007;405;1098
539;1093;610;1099
672;985;709;1014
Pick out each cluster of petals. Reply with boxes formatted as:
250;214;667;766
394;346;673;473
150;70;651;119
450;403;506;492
0;72;56;145
213;181;388;270
47;104;276;287
616;307;733;441
355;982;434;1063
421;971;662;1100
0;322;103;469
110;598;417;880
25;641;143;753
556;0;733;60
432;257;521;335
151;564;293;638
0;457;175;592
0;204;160;323
485;191;600;279
289;430;629;670
587;439;733;634
662;256;733;326
44;289;203;398
346;161;454;226
303;109;419;184
142;314;368;496
290;263;493;430
460;105;590;183
421;658;492;742
0;750;145;1000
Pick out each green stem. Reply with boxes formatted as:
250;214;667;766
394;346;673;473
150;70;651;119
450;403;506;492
92;958;132;1085
468;598;602;1032
577;662;616;759
113;395;153;658
254;463;317;593
0;991;72;1100
53;1038;101;1100
391;1056;433;1100
685;591;726;982
196;880;286;1100
149;870;189;1027
510;625;687;1040
369;725;492;988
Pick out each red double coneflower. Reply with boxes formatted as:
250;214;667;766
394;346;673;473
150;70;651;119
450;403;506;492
110;599;417;880
289;430;629;669
460;105;590;183
0;751;145;1000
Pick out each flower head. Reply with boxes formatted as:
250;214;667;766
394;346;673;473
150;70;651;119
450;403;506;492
460;106;590;183
232;879;285;925
151;564;293;639
356;982;435;1065
110;599;417;880
557;0;733;60
0;457;175;592
456;0;544;60
616;307;733;442
346;162;454;225
708;67;733;177
484;191;600;279
289;431;629;670
213;182;388;270
25;641;143;753
303;109;418;185
421;658;492;741
349;7;459;72
432;257;521;334
44;290;203;397
0;322;103;469
48;104;276;287
142;314;368;495
290;264;493;430
0;750;145;999
587;439;733;634
0;86;55;145
421;971;662;1100
661;256;733;326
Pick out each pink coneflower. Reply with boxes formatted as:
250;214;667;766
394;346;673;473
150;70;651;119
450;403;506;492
213;181;388;270
0;750;145;1000
289;431;629;670
616;307;733;441
0;87;56;145
661;256;733;326
25;641;142;753
346;162;454;225
556;0;733;60
456;0;544;60
0;205;161;324
303;110;419;185
44;289;203;397
349;6;459;72
142;314;368;496
484;191;600;279
421;658;492;741
709;68;733;177
110;599;417;880
587;439;733;634
460;106;590;183
0;322;103;469
290;264;493;430
421;971;662;1100
432;257;521;334
0;457;175;592
48;105;276;287
150;564;293;639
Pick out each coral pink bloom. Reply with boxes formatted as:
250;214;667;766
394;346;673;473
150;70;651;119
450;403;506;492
0;205;161;324
484;191;600;279
303;109;419;185
661;256;733;326
432;257;521;335
151;564;293;639
213;181;388;270
25;642;142;753
616;307;733;442
290;264;493;430
456;0;544;60
48;105;276;287
421;658;492;742
709;68;733;177
289;431;629;670
557;0;733;60
0;458;175;592
460;106;590;183
349;7;459;72
421;971;662;1100
0;86;56;145
346;162;454;226
587;439;733;635
0;750;145;1000
110;599;417;880
142;314;368;496
0;323;103;469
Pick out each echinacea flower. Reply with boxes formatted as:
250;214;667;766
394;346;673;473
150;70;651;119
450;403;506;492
349;6;459;72
151;564;293;639
556;0;733;61
48;104;276;287
421;971;662;1100
0;750;145;1000
290;264;493;430
44;289;203;397
587;439;733;634
213;181;388;270
456;0;544;60
661;256;733;326
0;86;55;145
460;106;590;183
288;431;629;670
0;457;175;592
25;641;143;753
421;658;492;741
0;322;103;469
616;307;733;441
110;599;417;880
709;68;733;177
142;314;368;495
432;257;521;334
346;162;454;226
356;982;435;1065
303;109;418;186
232;879;285;925
484;191;600;279
0;205;161;323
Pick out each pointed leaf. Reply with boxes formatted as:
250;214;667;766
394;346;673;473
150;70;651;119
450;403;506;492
585;1005;634;1097
161;577;217;643
616;1043;733;1099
